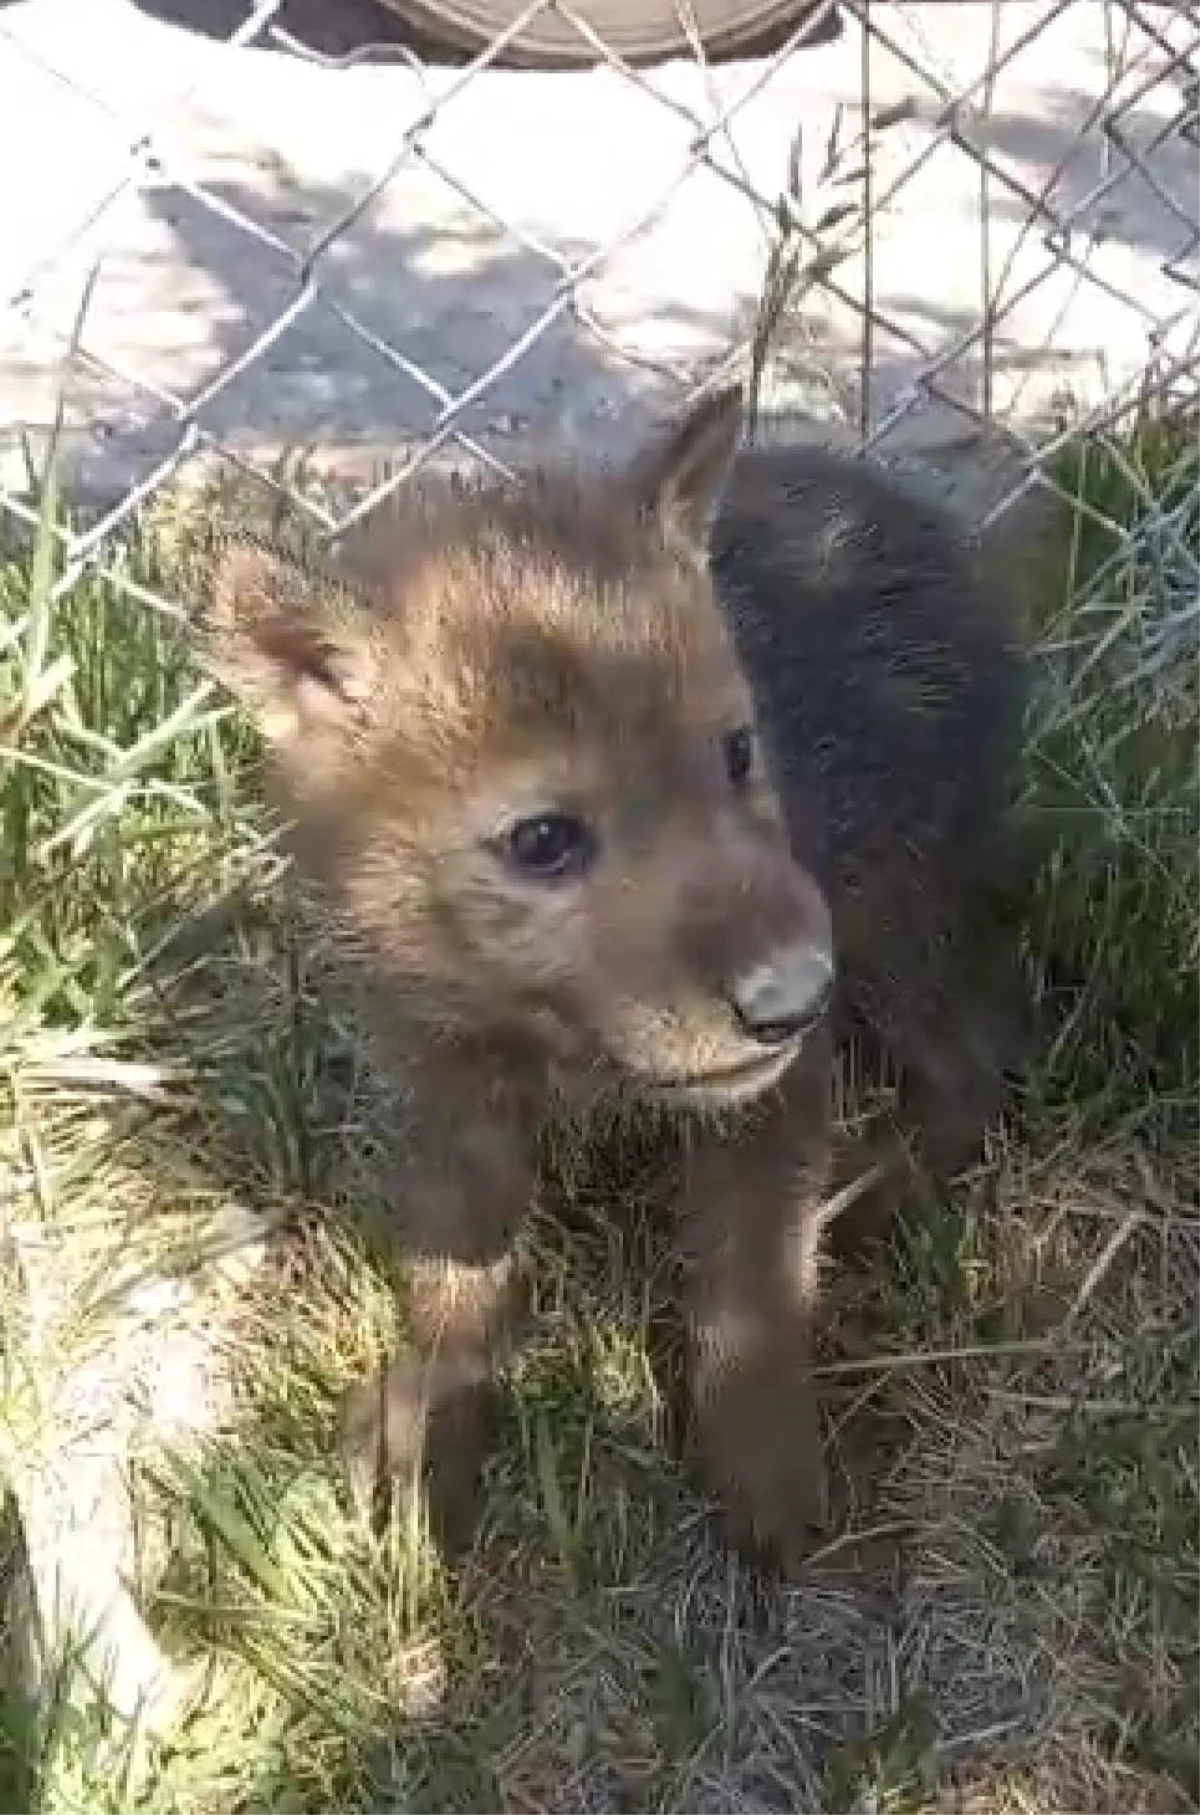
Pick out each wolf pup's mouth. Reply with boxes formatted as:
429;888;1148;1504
645;1036;808;1105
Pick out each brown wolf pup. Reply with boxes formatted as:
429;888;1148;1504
198;385;1027;1569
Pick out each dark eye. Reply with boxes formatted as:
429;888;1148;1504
506;812;596;879
722;725;755;788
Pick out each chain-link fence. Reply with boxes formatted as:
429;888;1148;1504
0;0;1195;584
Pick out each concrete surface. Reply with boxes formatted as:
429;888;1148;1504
0;0;1195;506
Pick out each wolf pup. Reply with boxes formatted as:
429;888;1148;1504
198;386;1027;1569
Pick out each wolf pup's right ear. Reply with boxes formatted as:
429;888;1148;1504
627;382;746;552
198;541;377;752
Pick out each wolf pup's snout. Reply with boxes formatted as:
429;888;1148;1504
726;944;835;1046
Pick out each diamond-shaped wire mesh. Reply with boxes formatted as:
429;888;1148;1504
0;0;1195;594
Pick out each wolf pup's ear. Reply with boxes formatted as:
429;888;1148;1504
198;541;376;751
628;383;745;551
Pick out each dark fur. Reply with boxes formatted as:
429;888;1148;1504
713;442;1029;1179
198;388;1028;1570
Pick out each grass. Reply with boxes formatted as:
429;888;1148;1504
0;411;1197;1814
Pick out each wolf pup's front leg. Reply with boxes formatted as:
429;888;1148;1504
340;1058;536;1556
678;1029;834;1571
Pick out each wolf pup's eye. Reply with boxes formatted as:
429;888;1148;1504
721;725;755;789
506;812;597;880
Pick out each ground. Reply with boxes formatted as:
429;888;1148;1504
1;0;1196;500
0;414;1197;1814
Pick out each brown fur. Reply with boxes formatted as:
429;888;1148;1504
197;387;1028;1570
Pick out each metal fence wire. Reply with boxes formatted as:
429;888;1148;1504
0;0;1195;600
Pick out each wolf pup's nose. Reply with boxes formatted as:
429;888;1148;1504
728;947;835;1046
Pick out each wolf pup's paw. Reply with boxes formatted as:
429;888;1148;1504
339;1356;489;1557
696;1355;830;1574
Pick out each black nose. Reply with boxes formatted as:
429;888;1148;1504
728;947;835;1045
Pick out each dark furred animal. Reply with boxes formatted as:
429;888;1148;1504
199;388;1027;1568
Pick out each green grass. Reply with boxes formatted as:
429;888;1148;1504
1;414;1197;1814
